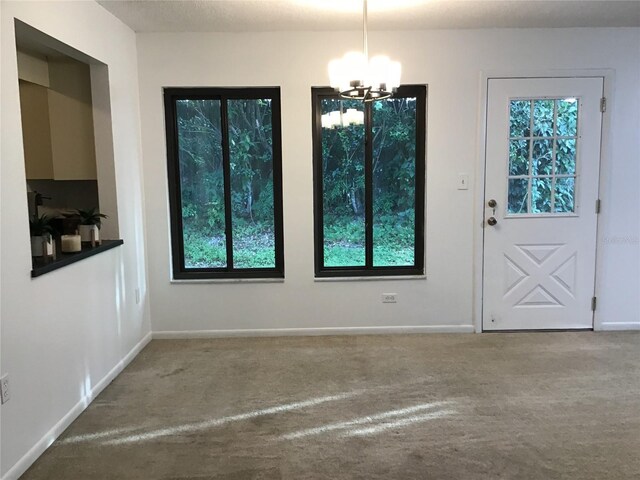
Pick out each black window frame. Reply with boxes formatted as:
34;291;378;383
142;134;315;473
164;87;284;280
311;85;426;278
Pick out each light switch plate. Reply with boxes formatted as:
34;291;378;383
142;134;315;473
457;174;470;190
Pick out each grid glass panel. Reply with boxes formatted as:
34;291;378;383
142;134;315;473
507;98;579;215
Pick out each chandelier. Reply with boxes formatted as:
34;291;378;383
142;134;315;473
328;0;401;102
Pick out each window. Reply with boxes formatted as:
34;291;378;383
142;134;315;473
312;85;426;277
507;98;579;215
164;88;284;279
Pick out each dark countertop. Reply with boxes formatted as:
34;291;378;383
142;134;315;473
31;239;124;278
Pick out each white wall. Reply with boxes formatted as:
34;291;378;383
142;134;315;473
137;28;639;335
0;2;150;478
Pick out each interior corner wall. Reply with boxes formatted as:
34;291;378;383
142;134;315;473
137;28;639;335
0;2;150;478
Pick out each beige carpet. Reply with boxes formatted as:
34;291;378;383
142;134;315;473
21;332;640;479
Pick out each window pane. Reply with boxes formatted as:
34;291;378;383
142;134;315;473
557;99;578;136
509;139;529;176
532;177;552;213
176;99;226;268
509;100;530;137
556;138;576;175
227;99;276;268
532;139;553;175
372;97;416;267
555;177;575;213
321;98;365;267
533;99;554;137
506;97;580;217
508;178;529;214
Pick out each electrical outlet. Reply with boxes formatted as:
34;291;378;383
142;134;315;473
382;293;397;303
1;374;10;404
135;288;141;305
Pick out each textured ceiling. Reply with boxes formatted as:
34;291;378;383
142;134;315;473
97;0;640;32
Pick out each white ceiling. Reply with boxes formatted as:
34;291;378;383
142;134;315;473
97;0;640;32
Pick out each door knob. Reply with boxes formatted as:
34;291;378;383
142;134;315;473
488;199;497;208
487;217;498;226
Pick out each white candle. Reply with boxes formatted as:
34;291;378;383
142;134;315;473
61;235;82;253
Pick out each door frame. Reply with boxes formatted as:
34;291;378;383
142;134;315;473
473;69;614;333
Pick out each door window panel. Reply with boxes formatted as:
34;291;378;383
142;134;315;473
507;98;579;215
509;139;529;176
532;139;553;175
557;99;578;136
509;100;530;137
533;99;554;136
556;138;576;175
508;178;529;214
554;177;575;213
531;177;552;213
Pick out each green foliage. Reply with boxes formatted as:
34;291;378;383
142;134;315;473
232;227;276;268
321;97;417;221
321;99;366;217
175;98;278;268
374;213;415;248
508;99;577;214
323;213;415;267
182;223;275;269
323;245;365;267
74;207;108;228
177;94;420;268
29;214;55;237
320;96;418;267
324;215;365;245
373;245;415;266
177;98;275;253
182;226;227;268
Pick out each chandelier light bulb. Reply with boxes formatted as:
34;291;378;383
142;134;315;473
321;105;364;129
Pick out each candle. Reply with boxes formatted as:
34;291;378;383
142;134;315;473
61;234;82;253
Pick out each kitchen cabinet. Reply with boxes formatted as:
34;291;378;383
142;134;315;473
18;56;97;181
19;80;54;179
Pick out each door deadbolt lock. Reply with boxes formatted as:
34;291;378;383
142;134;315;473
487;199;497;208
487;217;498;226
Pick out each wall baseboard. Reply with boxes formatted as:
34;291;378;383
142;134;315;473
1;332;152;480
598;322;640;331
153;325;475;339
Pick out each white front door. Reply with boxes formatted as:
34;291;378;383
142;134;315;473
483;77;603;331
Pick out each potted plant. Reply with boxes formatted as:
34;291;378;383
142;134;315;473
75;207;107;245
29;214;54;257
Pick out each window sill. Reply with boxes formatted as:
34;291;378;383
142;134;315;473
31;239;124;278
170;277;285;284
314;275;426;282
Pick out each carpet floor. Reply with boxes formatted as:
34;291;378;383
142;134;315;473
20;332;640;479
